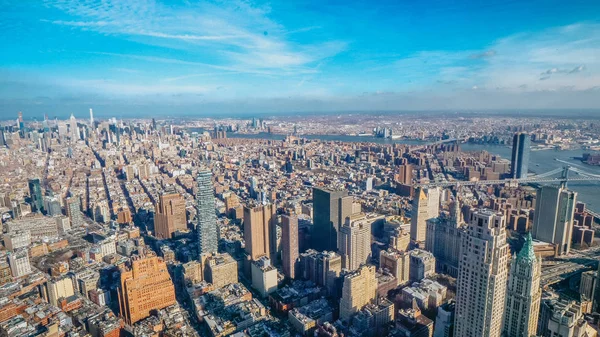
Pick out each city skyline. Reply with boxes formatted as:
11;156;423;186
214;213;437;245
2;2;600;336
1;112;600;336
2;0;600;117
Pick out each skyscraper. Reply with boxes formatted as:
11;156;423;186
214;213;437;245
339;264;377;321
67;196;84;228
532;186;577;255
397;164;413;185
243;203;274;260
454;209;510;337
338;216;372;271
312;187;352;251
118;254;176;325
28;178;44;213
411;187;440;244
511;132;531;179
154;192;187;239
196;169;218;256
503;233;542;337
69;113;78;141
89;108;94;126
281;214;299;279
425;199;464;277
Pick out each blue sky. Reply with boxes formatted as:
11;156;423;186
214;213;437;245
1;0;600;118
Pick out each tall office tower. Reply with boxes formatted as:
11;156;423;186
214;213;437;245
379;249;410;286
281;214;299;279
338;216;372;271
69;113;78;141
579;270;598;304
67;196;84;227
397;164;413;185
580;266;600;313
249;176;258;199
312;187;352;251
43;196;60;216
427;187;440;219
454;209;510;337
28;178;44;213
339;264;377;321
196;170;218;256
17;111;24;137
410;188;429;243
425;200;464;277
503;233;542;337
510;132;531;179
244;203;274;260
89;108;94;126
532;186;577;255
118;254;176;325
154;192;187;239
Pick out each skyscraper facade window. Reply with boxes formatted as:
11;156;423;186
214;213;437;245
196;169;218;257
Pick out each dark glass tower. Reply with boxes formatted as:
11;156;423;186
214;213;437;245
511;132;531;179
196;169;218;257
312;187;352;251
28;178;44;213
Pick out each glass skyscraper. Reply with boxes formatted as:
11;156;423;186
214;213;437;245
196;169;218;257
312;187;352;251
511;132;531;179
28;178;44;213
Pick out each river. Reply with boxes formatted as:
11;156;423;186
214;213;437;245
225;132;427;145
225;132;600;212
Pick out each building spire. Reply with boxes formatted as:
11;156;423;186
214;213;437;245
517;232;537;263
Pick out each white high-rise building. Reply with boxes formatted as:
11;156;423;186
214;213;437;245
454;209;510;337
69;113;78;141
338;215;372;271
8;249;32;278
503;233;542;337
89;108;94;126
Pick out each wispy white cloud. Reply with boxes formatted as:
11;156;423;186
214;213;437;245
161;72;236;83
41;0;345;76
383;22;600;93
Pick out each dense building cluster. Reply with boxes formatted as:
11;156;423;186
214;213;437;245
0;111;599;337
